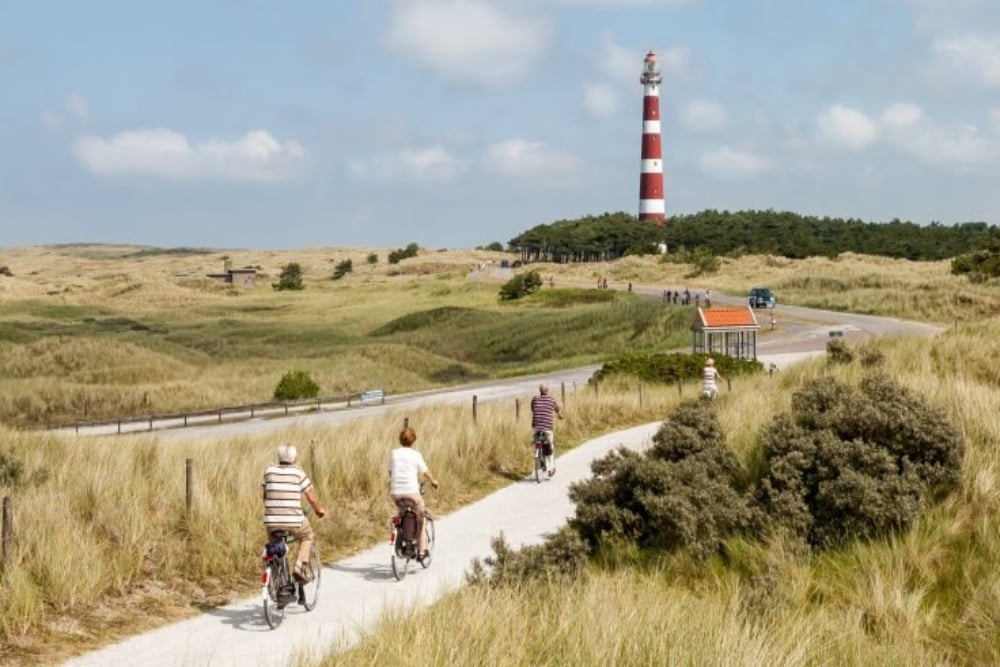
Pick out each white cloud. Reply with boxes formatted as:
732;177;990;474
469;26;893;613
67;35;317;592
699;146;772;180
349;145;466;183
990;107;1000;133
383;1;550;85
66;93;89;121
678;100;727;133
881;103;924;127
583;82;620;118
481;138;582;179
816;105;880;150
930;34;1000;87
879;105;996;165
72;128;306;183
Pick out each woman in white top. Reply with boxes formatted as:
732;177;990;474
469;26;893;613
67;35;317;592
388;426;439;560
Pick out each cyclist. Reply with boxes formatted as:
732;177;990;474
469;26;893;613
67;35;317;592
530;384;563;477
262;444;326;583
389;426;439;562
702;357;724;399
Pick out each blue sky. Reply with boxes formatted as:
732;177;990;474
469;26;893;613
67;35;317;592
2;0;999;250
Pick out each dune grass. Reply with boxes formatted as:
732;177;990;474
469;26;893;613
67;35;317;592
0;372;691;664
319;321;1000;666
1;244;997;664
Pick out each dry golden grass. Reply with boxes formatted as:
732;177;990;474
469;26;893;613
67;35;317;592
1;244;998;664
0;374;690;664
316;320;1000;666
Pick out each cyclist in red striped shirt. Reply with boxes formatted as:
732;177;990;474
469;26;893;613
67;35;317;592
530;384;563;477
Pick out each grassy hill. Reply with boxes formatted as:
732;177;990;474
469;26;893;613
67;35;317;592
0;244;997;664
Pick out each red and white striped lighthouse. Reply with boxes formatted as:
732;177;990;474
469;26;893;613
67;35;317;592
638;50;665;225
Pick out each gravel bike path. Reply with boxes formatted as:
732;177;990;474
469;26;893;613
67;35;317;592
63;422;663;667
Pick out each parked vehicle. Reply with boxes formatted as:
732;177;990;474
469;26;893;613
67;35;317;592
748;287;776;308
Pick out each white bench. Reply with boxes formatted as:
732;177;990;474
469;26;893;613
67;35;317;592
359;389;385;405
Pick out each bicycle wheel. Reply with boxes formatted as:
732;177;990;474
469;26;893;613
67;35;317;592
534;451;543;484
391;551;410;581
262;562;287;629
300;543;322;611
420;516;435;568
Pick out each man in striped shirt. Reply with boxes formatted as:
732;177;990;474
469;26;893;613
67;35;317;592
530;384;563;477
262;443;326;582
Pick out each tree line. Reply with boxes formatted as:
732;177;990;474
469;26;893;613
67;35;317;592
508;210;997;262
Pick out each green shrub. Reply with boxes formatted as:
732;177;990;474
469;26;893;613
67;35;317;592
592;352;762;384
0;449;24;487
466;526;589;587
366;253;378;265
498;270;543;301
273;370;320;400
569;400;751;559
754;374;964;549
332;259;353;280
826;338;854;364
951;231;1000;280
388;242;420;264
272;263;304;291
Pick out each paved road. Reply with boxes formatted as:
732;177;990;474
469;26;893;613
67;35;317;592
60;296;943;665
64;423;663;667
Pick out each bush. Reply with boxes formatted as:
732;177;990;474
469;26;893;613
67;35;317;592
951;231;1000;280
466;527;589;587
569;400;751;559
754;374;964;549
476;241;504;252
0;449;24;487
498;270;543;300
332;259;353;280
826;338;854;364
273;370;320;400
592;352;762;384
272;263;304;291
388;242;420;264
366;253;378;265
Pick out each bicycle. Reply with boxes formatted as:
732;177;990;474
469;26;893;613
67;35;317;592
532;430;554;483
260;527;322;629
389;482;435;581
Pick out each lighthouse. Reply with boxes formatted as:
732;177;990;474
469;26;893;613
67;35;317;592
638;50;665;225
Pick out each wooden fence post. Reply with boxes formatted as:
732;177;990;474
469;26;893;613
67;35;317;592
560;382;566;406
727;377;732;392
639;383;643;408
677;379;682;396
2;496;12;564
472;395;478;423
185;459;193;519
515;398;520;420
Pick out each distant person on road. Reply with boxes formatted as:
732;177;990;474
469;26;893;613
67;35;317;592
702;358;724;399
262;444;326;582
530;384;563;477
388;426;439;562
664;289;671;303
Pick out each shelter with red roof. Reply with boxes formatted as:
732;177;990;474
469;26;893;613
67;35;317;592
691;306;760;360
